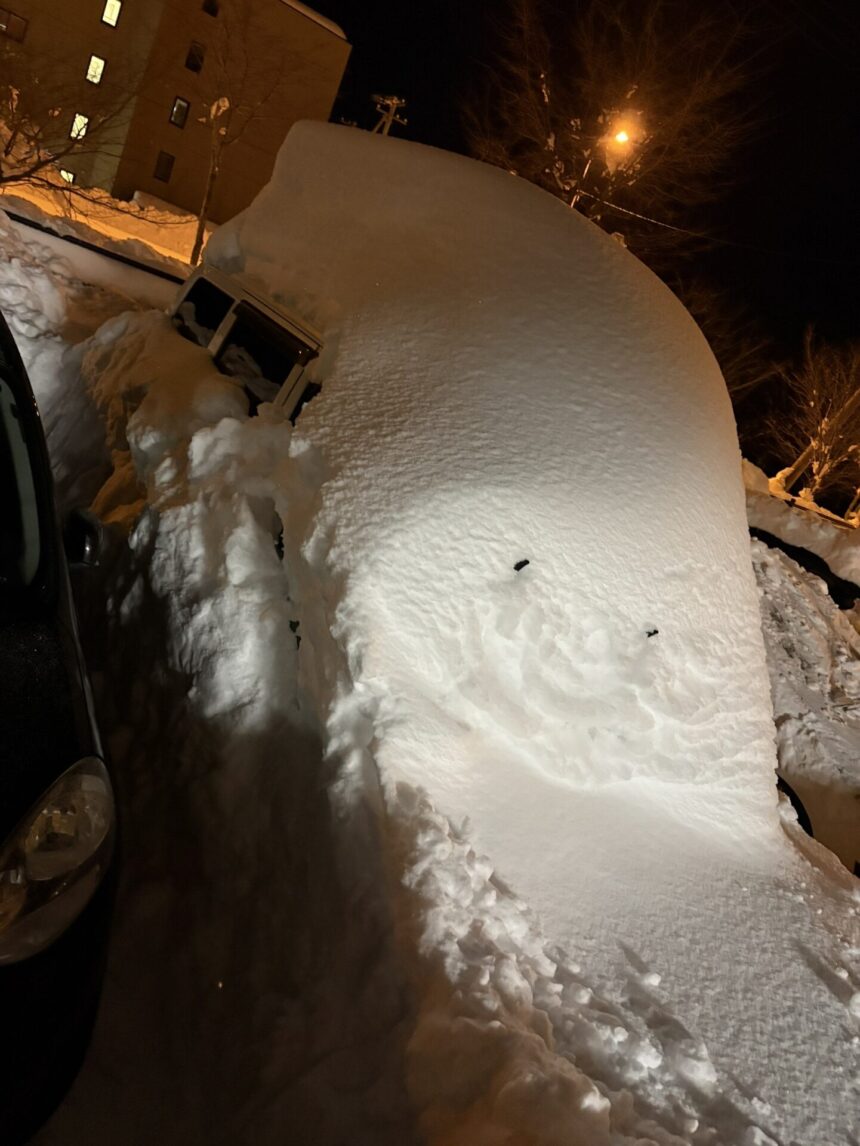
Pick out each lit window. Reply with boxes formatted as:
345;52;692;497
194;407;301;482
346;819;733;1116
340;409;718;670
86;55;105;84
169;97;190;129
59;169;76;184
202;0;219;15
70;113;89;140
153;151;175;183
0;7;28;42
101;0;121;27
185;41;205;72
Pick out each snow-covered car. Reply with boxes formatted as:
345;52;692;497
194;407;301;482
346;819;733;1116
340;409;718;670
0;309;116;1144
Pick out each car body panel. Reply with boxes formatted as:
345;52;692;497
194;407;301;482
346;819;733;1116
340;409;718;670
0;309;114;1144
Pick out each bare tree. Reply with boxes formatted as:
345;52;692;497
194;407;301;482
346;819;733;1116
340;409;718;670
679;280;777;403
769;330;860;504
189;0;324;265
467;0;758;262
0;38;136;192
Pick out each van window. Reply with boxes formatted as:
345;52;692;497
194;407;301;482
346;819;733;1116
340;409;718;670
214;301;316;402
176;278;233;344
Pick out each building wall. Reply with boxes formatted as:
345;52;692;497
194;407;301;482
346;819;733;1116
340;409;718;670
4;0;349;222
3;0;166;189
110;0;351;221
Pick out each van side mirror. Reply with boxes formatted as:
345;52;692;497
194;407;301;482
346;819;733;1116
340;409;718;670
64;509;102;568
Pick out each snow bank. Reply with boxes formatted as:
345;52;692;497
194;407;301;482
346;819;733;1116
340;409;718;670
34;311;419;1146
744;461;860;872
753;537;860;870
0;209;137;505
2;212;178;313
0;185;199;270
744;460;860;588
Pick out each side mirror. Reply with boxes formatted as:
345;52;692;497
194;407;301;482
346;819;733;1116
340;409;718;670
63;508;102;568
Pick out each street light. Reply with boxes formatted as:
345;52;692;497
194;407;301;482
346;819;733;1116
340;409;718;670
568;110;645;209
601;110;645;173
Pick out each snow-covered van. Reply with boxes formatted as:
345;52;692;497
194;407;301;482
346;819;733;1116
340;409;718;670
186;121;858;1141
170;265;323;418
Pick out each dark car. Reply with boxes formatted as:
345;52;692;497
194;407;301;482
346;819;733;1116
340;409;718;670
0;310;116;1144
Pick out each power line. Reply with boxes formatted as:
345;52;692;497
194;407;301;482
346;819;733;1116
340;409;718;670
575;189;859;265
761;0;860;62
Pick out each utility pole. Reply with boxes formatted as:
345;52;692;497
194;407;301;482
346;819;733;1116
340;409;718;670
371;94;407;136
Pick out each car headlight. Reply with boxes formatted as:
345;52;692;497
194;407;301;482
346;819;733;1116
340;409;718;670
0;757;114;964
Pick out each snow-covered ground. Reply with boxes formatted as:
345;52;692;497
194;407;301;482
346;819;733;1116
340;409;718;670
743;460;860;872
1;123;858;1146
745;460;860;589
0;182;198;272
751;543;860;872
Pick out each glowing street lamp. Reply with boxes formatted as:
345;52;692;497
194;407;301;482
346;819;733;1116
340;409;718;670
568;110;645;209
601;110;645;172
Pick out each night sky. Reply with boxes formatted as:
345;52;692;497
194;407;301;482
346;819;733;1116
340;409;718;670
322;0;858;356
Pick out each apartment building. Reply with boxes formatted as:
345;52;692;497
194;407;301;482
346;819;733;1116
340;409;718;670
1;0;350;222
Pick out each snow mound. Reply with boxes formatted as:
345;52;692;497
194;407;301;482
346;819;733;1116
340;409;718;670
0;209;138;505
744;460;860;589
1;185;199;270
753;537;860;869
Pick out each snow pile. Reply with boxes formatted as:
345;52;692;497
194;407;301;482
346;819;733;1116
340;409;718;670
4;126;856;1143
743;460;860;870
30;309;419;1145
0;183;199;270
0;208;135;505
752;537;860;870
744;460;860;588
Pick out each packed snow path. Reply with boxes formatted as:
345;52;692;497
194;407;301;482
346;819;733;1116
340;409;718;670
2;118;858;1146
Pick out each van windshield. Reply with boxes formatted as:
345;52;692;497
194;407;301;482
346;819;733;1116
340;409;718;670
215;301;316;403
0;375;42;592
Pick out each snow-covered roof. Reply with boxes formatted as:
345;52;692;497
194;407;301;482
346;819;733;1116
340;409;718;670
279;0;346;39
